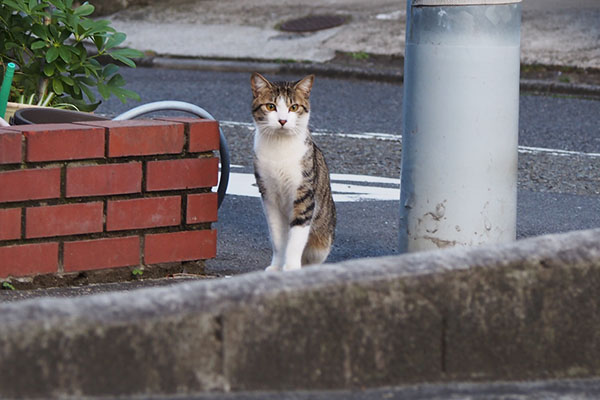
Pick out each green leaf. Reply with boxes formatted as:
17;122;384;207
97;82;110;99
107;73;126;87
55;62;67;73
86;20;115;36
60;97;101;112
49;24;58;39
102;63;119;78
105;32;126;50
74;3;94;17
79;83;96;103
110;86;141;103
109;48;143;68
32;24;48;40
43;63;55;77
31;40;47;50
28;0;38;12
52;78;64;95
93;34;105;51
31;3;48;12
59;46;71;62
78;76;96;86
62;75;75;86
111;54;136;68
110;48;144;58
59;30;71;43
2;0;23;12
46;46;59;63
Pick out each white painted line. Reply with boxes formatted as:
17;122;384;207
220;120;600;158
225;171;400;202
518;145;600;158
330;173;400;185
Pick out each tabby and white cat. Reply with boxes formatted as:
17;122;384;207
250;72;336;271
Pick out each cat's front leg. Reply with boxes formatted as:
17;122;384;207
263;200;288;271
282;225;311;271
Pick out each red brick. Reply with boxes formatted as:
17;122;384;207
26;202;103;238
144;229;216;264
146;158;218;192
63;236;140;272
107;196;181;231
158;118;219;153
77;120;185;157
0;208;21;241
187;193;218;224
0;242;58;278
0;168;61;203
66;162;142;197
23;123;104;161
0;130;22;164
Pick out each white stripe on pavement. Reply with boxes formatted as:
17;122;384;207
226;168;400;202
220;120;600;158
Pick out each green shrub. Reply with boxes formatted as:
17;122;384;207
0;0;143;111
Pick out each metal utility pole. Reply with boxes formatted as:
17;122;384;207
400;0;522;252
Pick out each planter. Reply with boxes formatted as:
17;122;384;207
4;102;44;123
13;106;108;125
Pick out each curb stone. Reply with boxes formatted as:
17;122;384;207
138;56;600;98
1;228;600;398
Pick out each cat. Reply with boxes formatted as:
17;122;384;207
250;72;336;271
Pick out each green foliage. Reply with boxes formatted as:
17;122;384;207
2;282;16;290
350;51;370;61
0;0;143;111
131;268;143;277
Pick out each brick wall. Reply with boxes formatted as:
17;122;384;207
0;118;220;281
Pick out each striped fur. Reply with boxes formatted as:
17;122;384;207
251;72;336;271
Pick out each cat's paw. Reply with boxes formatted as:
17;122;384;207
282;264;301;272
265;265;282;272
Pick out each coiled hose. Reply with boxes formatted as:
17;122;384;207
114;101;229;208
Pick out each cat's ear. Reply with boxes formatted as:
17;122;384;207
294;75;315;96
251;72;272;97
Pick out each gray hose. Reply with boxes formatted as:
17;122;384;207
113;101;229;209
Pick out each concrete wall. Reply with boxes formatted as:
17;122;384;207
1;228;600;398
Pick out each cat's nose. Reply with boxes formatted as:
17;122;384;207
278;119;287;126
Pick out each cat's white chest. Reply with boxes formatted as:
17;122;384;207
254;133;308;203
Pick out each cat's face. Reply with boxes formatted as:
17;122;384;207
251;73;314;136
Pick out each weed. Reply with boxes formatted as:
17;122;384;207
132;268;144;278
2;282;15;290
559;75;571;83
350;51;370;61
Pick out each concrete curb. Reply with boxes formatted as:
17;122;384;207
2;228;600;398
140;56;600;97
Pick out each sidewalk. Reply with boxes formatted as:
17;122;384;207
105;0;600;82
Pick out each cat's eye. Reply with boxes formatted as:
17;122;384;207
289;104;299;112
265;103;276;111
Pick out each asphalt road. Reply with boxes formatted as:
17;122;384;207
95;67;600;274
98;68;600;153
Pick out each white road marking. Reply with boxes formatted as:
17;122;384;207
226;166;399;202
219;121;600;202
220;120;600;157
